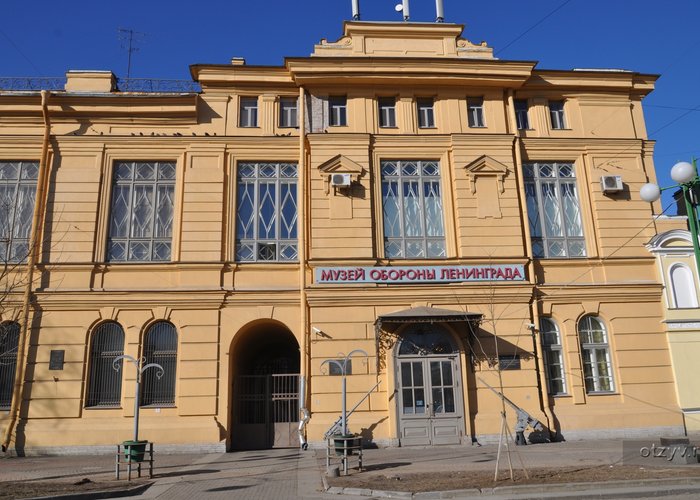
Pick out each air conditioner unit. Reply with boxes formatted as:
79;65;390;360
600;175;623;194
330;173;352;187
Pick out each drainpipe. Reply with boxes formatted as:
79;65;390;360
505;89;555;437
2;90;52;452
297;85;311;449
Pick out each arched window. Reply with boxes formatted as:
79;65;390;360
397;324;457;356
670;264;699;309
578;315;614;393
86;322;124;408
540;318;566;395
0;322;20;410
141;321;177;407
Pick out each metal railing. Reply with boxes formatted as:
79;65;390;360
0;77;66;91
0;77;200;93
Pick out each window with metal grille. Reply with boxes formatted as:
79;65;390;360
141;321;177;407
0;322;20;410
239;97;259;127
540;318;567;395
107;161;176;262
235;162;298;262
279;97;298;128
329;96;347;126
515;99;530;130
378;97;396;128
549;100;567;130
416;98;435;128
523;162;586;258
0;161;39;263
467;97;485;128
381;160;445;259
578;315;614;393
86;322;124;408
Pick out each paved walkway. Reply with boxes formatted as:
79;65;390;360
2;439;700;499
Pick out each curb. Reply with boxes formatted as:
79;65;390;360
28;481;153;500
322;476;700;498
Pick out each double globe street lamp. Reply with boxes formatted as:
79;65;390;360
640;160;700;274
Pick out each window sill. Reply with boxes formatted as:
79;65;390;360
379;126;398;129
468;126;487;129
239;126;260;129
586;391;617;396
85;406;122;410
551;128;572;131
328;124;348;128
550;393;570;398
140;404;176;409
418;126;437;130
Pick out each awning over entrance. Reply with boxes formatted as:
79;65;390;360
374;307;482;371
375;306;482;326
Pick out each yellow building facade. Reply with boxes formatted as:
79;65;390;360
0;21;685;454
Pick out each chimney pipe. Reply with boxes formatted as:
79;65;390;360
435;0;444;22
352;0;360;20
402;0;410;21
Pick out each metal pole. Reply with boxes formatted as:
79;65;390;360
435;0;444;22
351;0;360;20
133;370;140;442
682;183;700;280
402;0;410;21
341;375;347;435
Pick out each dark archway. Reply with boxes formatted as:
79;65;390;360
230;323;300;450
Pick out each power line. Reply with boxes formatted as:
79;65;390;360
0;28;40;74
117;28;147;80
495;0;574;57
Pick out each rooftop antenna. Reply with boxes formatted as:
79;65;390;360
117;28;146;80
351;0;360;20
435;0;444;22
395;0;410;21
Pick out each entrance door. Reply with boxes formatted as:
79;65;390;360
234;373;299;449
396;325;464;446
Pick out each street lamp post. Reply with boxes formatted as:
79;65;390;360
640;160;700;275
321;349;368;436
113;355;164;443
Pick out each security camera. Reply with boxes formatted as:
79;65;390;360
525;323;536;329
311;327;322;334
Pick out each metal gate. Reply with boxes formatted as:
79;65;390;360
233;373;299;449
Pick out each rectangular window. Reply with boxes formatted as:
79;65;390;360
329;96;347;127
236;162;298;262
549;100;566;130
515;99;530;130
279;97;298;128
107;161;176;262
417;98;435;128
540;318;566;395
0;161;38;263
381;160;445;259
467;97;485;128
524;162;586;259
239;97;259;127
378;97;397;128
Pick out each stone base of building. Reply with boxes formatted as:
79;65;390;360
4;441;227;457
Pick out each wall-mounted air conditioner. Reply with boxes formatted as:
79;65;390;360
330;173;352;187
601;175;623;194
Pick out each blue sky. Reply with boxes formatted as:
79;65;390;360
3;0;699;209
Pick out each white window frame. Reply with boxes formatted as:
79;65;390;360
381;160;446;259
0;161;39;263
549;100;567;130
106;161;176;262
416;98;435;128
279;97;298;128
467;97;485;128
578;315;615;394
515;99;530;130
329;96;347;127
524;162;586;259
540;318;567;395
235;162;298;262
669;263;699;309
239;97;259;128
378;97;397;128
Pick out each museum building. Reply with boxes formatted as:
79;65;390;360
0;19;685;454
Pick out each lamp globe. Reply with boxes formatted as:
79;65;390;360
640;183;661;203
670;161;696;184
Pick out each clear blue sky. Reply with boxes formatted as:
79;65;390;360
3;0;699;210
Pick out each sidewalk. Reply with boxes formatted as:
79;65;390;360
1;439;700;499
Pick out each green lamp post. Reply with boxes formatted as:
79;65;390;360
641;160;700;275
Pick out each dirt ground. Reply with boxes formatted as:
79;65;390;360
0;478;150;500
327;464;700;492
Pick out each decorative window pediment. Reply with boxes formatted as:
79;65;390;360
318;154;366;194
464;155;509;194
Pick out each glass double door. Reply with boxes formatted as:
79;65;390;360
397;357;464;445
